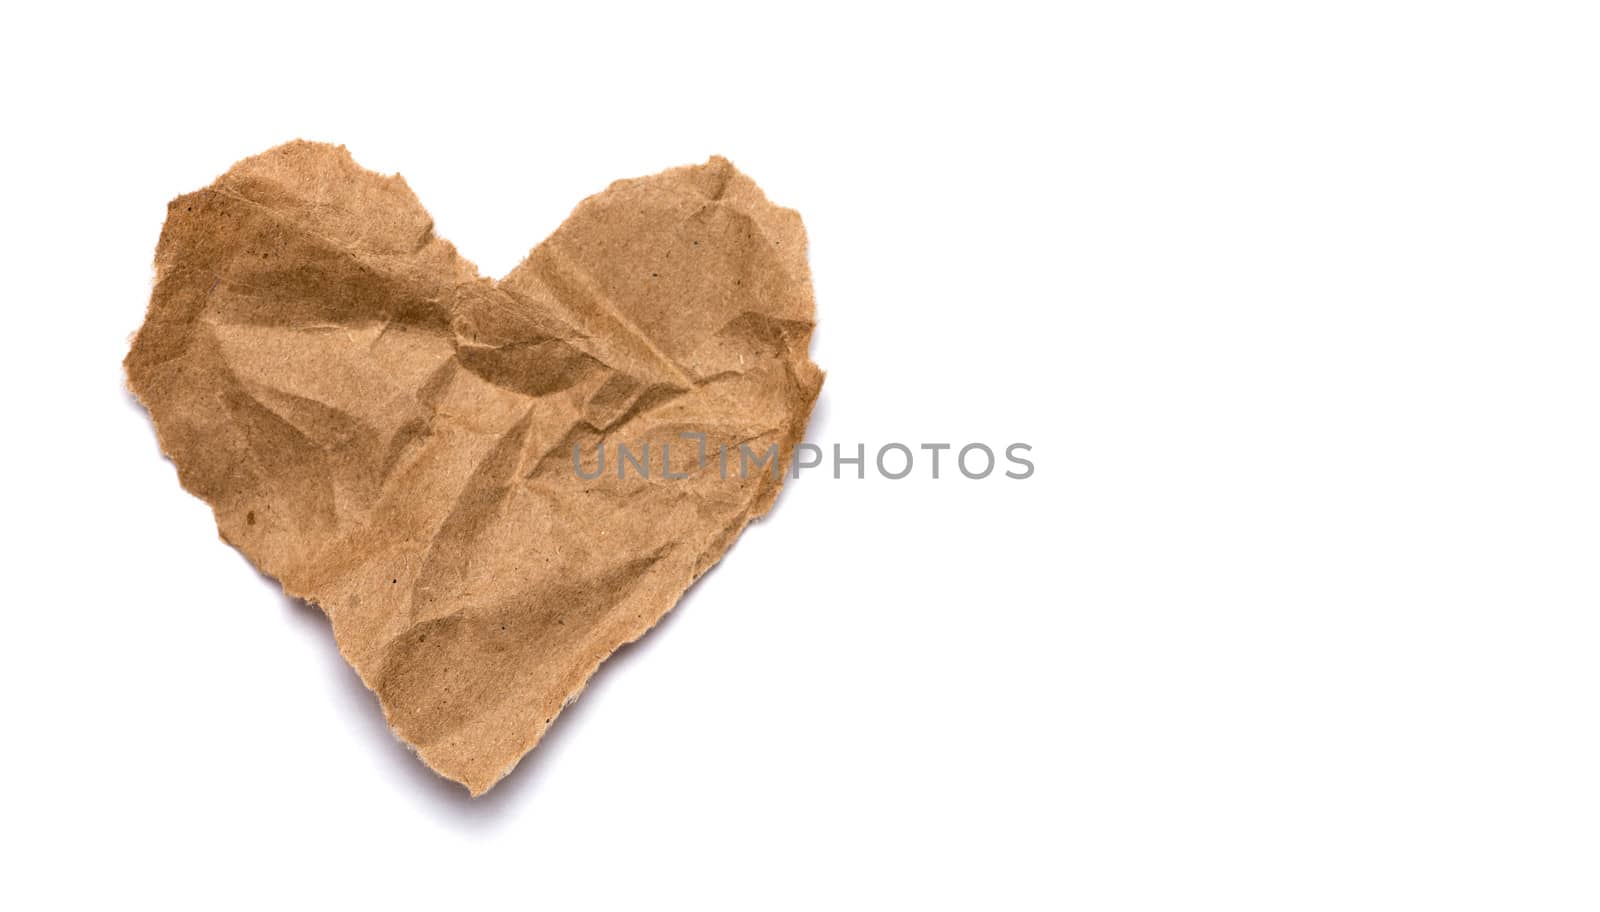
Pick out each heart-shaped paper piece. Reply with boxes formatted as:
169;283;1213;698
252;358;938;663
127;142;822;794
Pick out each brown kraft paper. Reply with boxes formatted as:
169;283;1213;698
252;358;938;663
125;141;823;794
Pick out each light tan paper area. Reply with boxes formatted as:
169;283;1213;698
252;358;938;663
126;142;823;794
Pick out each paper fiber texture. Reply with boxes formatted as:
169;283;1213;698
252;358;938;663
126;142;823;794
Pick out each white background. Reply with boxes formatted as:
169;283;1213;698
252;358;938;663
4;3;1598;908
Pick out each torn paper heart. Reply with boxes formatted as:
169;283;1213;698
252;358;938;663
126;141;823;794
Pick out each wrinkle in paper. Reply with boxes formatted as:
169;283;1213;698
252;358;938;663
126;142;823;794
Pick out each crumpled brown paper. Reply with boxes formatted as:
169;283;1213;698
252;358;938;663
126;141;822;794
